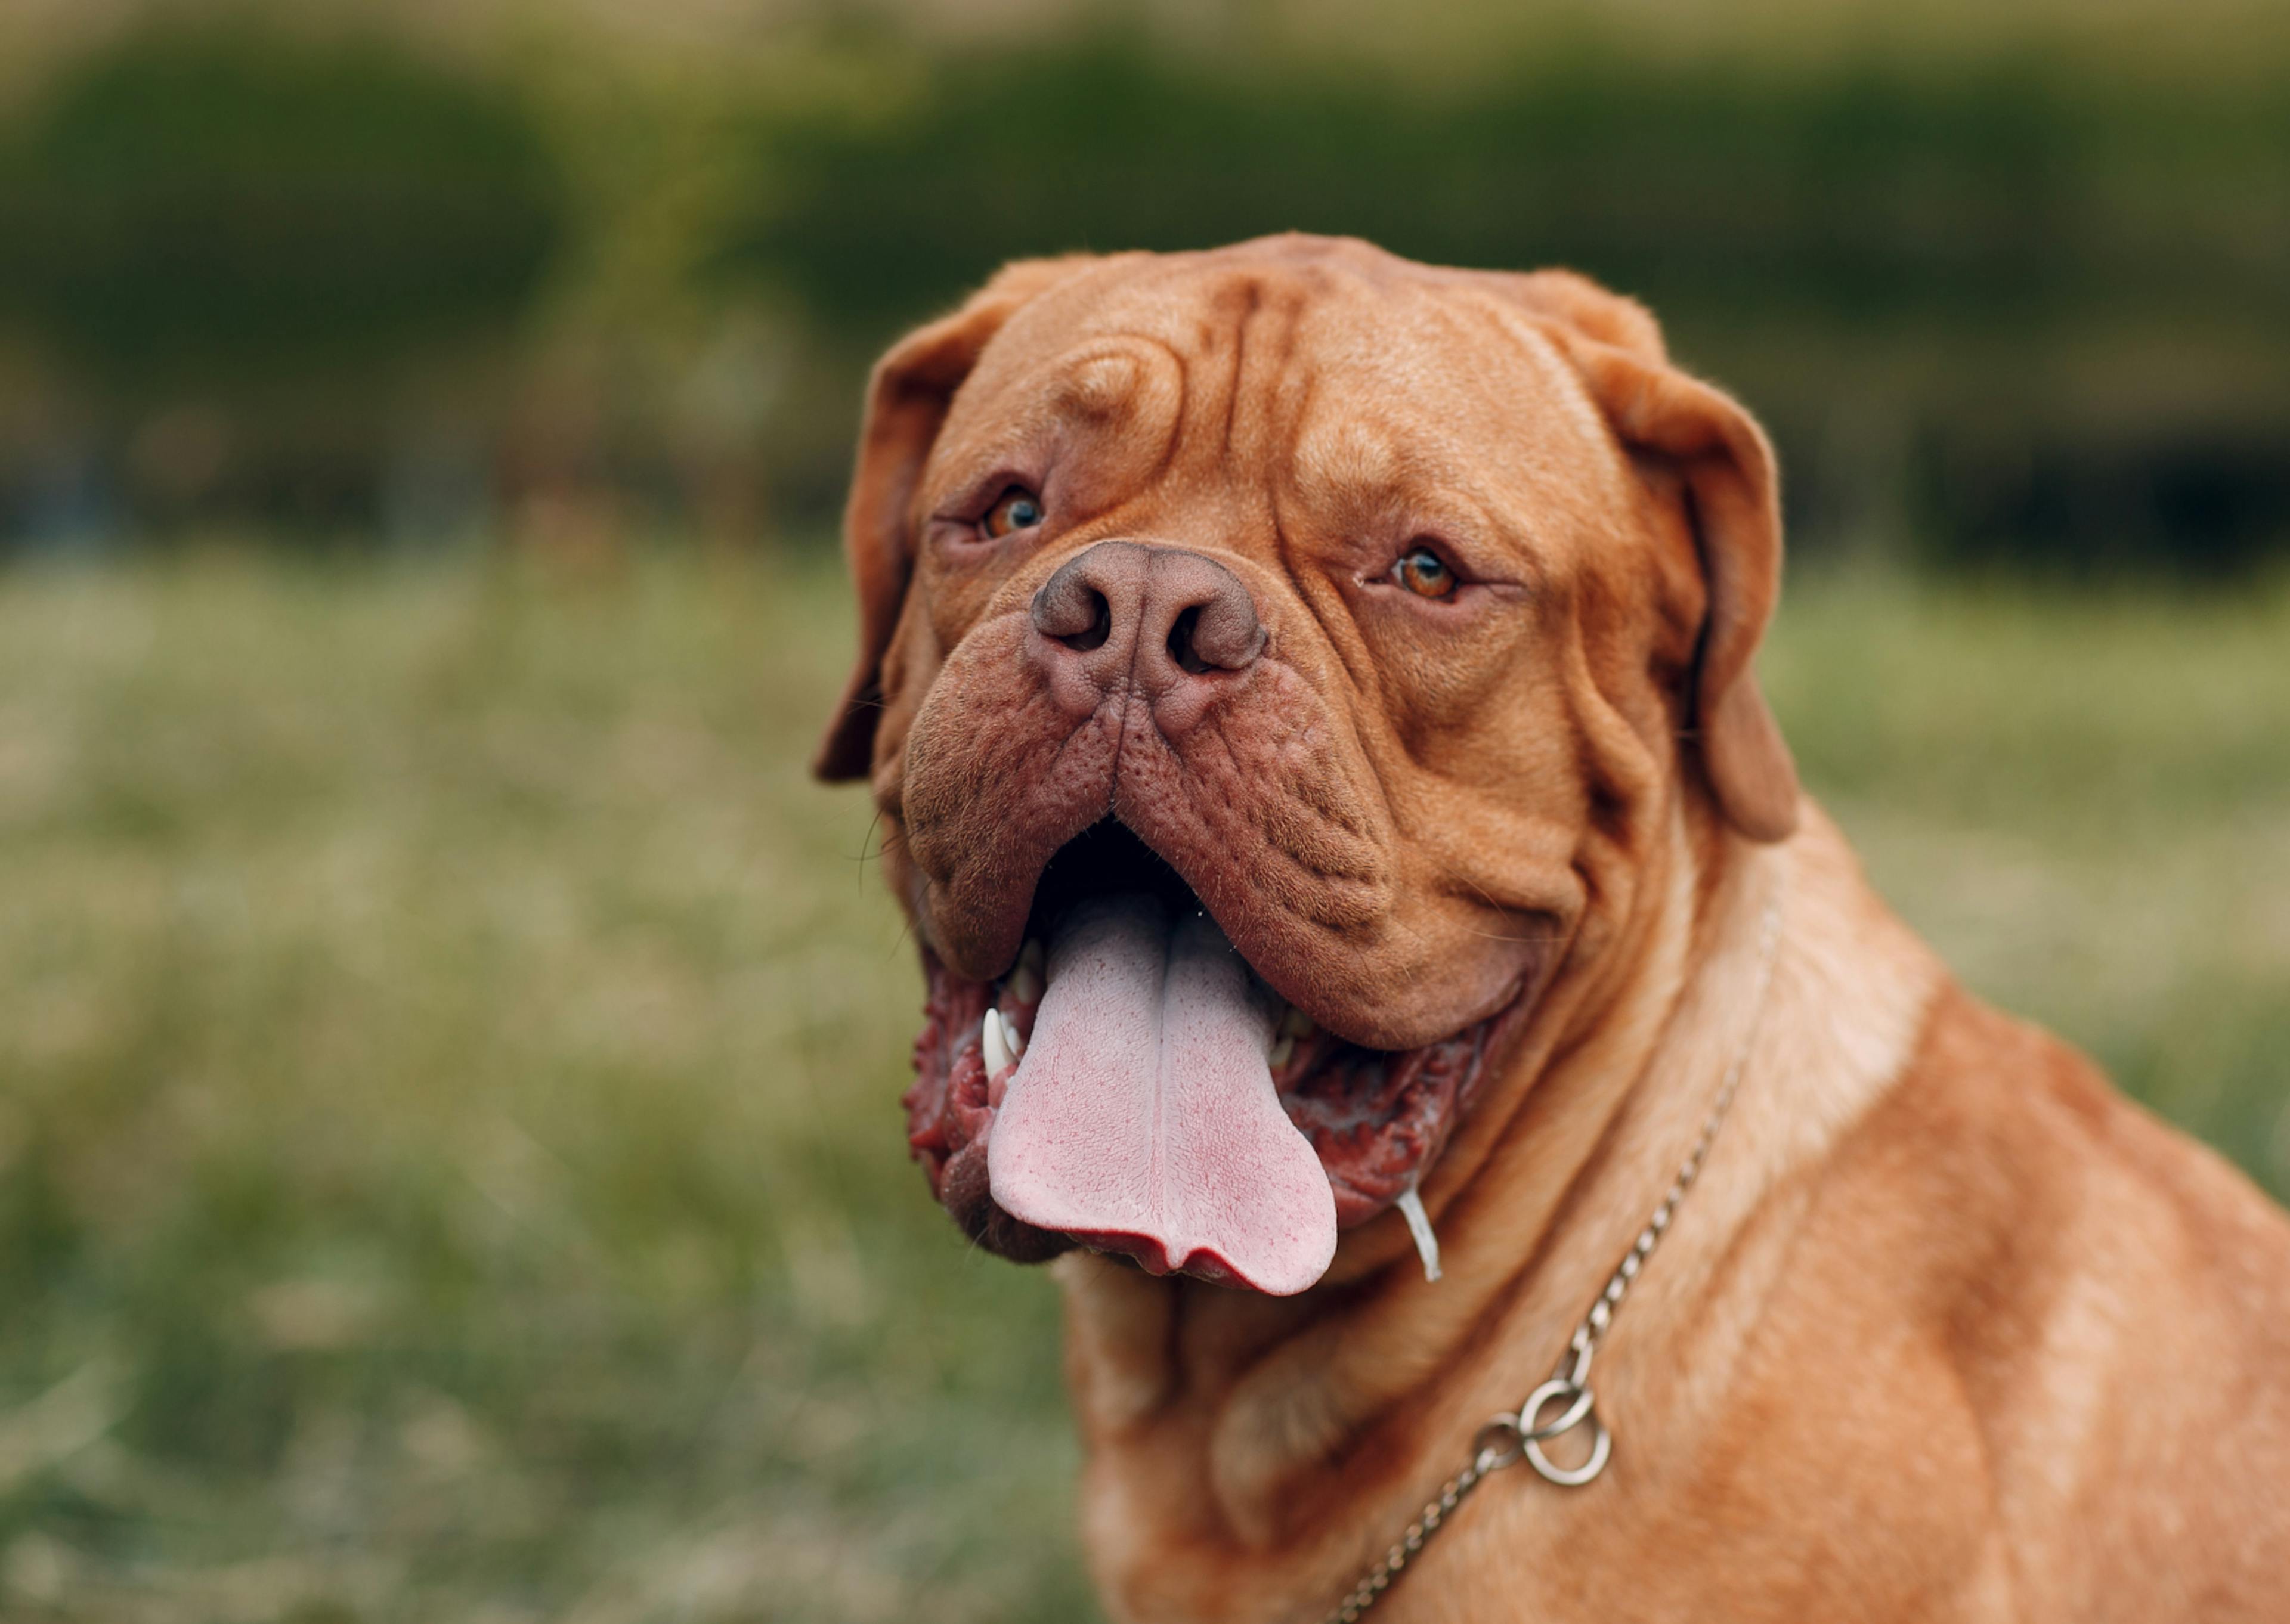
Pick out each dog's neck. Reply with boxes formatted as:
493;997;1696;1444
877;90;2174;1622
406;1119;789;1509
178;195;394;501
1053;799;1943;1612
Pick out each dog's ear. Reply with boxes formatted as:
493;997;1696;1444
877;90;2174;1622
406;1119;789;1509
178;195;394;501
814;255;1101;783
1499;271;1800;843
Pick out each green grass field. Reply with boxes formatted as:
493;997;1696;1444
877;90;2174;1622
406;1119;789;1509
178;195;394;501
0;548;2284;1623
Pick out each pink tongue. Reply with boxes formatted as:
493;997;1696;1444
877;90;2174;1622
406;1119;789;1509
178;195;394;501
987;895;1339;1296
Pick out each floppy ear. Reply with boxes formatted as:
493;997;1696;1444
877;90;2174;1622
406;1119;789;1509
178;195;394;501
813;255;1101;783
1500;271;1801;843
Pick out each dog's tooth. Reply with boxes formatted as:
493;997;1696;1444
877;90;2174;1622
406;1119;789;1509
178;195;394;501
1005;1015;1027;1060
1279;1006;1316;1041
1268;1033;1295;1070
1008;940;1045;1005
1395;1185;1443;1284
980;1008;1014;1077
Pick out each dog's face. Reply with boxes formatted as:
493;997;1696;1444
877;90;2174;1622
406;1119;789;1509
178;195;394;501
819;237;1797;1295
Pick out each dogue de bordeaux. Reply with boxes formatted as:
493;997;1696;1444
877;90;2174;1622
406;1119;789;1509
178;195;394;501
813;235;2290;1623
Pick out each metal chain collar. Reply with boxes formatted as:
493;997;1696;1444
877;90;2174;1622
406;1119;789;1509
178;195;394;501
1320;887;1785;1624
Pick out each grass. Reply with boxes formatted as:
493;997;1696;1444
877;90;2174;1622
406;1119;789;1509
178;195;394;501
0;545;2283;1622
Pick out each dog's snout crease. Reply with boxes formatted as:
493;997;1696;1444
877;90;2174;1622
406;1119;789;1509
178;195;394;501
1029;541;1264;723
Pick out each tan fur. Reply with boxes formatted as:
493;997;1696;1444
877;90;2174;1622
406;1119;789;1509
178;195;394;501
821;236;2290;1622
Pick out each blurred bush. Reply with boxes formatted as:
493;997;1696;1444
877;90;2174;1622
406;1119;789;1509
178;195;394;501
744;43;2241;334
0;26;560;386
0;20;562;538
0;5;2284;571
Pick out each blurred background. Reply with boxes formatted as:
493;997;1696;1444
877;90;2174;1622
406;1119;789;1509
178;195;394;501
0;1;2284;1619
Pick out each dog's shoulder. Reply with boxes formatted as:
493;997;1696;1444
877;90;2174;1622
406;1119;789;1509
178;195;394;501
1833;983;2290;1325
1774;983;2290;1615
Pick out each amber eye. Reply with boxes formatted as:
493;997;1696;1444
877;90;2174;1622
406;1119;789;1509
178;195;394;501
1390;546;1457;599
981;487;1044;540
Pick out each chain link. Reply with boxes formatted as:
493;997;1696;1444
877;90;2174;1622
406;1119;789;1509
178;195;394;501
1318;887;1784;1623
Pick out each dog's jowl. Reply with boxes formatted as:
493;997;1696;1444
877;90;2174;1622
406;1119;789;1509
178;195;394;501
817;235;2290;1623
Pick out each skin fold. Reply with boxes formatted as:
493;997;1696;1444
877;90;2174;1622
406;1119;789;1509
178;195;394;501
817;235;2290;1623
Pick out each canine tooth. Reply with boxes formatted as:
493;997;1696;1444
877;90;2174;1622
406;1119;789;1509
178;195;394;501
1279;1006;1316;1041
1395;1185;1443;1284
1005;1014;1027;1060
1268;1033;1295;1070
980;1008;1014;1077
1008;941;1045;1005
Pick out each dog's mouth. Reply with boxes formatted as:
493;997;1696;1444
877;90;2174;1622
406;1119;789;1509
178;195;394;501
902;822;1525;1295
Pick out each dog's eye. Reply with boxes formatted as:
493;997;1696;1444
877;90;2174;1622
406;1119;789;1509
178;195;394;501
1390;546;1457;599
981;487;1044;540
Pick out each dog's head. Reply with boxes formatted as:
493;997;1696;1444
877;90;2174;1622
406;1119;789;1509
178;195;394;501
818;235;1796;1296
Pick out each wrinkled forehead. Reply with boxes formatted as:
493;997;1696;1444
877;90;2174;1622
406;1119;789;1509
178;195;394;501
936;249;1636;536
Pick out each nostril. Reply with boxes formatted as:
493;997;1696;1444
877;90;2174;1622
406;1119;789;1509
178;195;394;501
1166;577;1265;674
1060;590;1112;653
1168;607;1211;675
1032;548;1132;655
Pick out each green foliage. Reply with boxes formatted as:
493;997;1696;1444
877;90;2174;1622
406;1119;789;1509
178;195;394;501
0;23;565;389
732;36;2289;341
0;549;2283;1617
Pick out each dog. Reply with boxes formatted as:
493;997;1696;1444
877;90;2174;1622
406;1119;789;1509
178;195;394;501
814;235;2290;1622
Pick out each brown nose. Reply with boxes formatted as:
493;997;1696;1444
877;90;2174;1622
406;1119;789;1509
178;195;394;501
1029;542;1265;708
